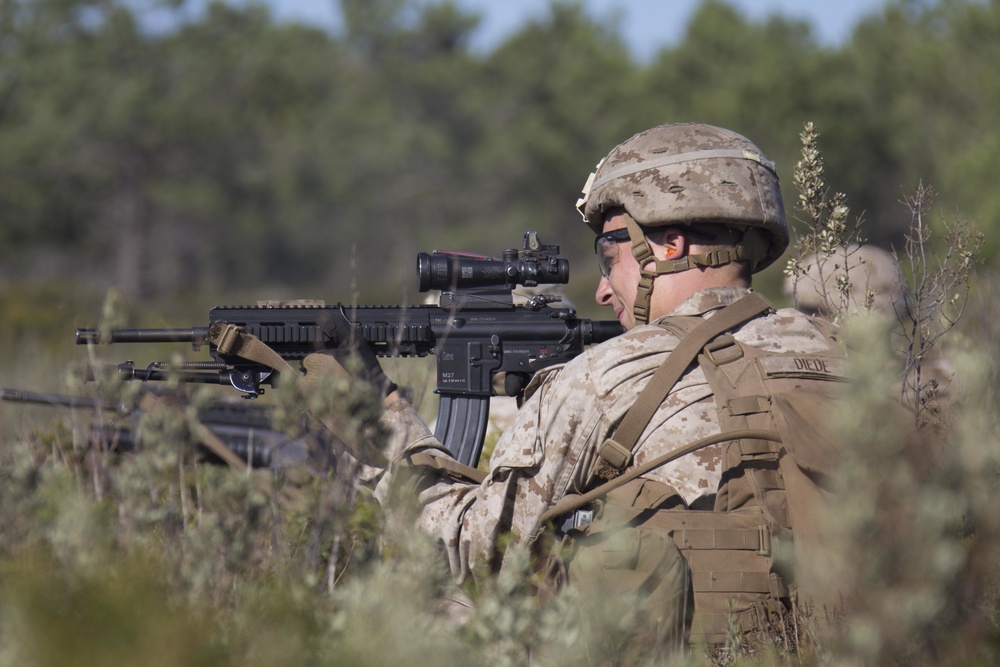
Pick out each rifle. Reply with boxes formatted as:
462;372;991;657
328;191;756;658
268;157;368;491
0;388;309;469
75;232;624;468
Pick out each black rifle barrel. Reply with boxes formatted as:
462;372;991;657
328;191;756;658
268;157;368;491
1;388;104;409
76;327;210;345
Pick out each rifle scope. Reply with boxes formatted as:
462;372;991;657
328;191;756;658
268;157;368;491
417;250;569;292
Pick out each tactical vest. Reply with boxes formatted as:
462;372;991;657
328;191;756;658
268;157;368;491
542;293;847;644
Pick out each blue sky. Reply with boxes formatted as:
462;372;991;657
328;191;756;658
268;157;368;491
253;0;885;60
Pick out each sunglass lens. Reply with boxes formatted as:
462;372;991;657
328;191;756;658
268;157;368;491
595;236;619;277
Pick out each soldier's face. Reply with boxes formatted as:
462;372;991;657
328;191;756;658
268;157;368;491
594;213;641;329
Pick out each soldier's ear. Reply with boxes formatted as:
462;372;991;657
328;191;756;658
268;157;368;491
648;227;686;261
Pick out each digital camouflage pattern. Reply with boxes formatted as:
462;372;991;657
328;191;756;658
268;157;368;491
374;286;841;584
577;123;788;272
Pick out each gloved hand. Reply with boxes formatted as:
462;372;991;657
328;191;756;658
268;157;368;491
317;310;397;398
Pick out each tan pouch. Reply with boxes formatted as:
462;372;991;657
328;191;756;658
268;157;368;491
570;481;786;645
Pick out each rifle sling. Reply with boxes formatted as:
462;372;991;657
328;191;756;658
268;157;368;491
539;428;782;526
208;322;299;376
401;450;488;484
138;393;251;473
596;291;773;477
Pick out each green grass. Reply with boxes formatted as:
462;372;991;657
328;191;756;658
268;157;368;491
1;274;999;666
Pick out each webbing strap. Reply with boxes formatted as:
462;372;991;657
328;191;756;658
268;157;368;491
138;393;249;472
193;422;250;472
693;571;774;594
208;322;299;376
540;428;782;526
674;526;768;552
401;450;488;484
625;214;748;277
581;519;771;555
595;292;774;477
697;606;771;639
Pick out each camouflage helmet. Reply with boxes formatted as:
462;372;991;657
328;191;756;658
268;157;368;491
786;244;908;319
577;123;788;273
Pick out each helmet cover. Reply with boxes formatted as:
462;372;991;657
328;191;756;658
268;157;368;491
577;123;788;272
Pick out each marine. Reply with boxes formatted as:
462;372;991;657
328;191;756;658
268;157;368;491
312;123;849;652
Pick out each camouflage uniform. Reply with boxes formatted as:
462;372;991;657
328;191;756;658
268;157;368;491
349;124;846;648
375;286;839;584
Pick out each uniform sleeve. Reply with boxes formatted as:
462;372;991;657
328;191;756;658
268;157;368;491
373;363;606;583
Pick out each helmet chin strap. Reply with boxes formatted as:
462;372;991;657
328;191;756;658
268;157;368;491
623;214;657;326
622;212;761;325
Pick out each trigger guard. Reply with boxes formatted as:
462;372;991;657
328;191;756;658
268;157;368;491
503;372;528;397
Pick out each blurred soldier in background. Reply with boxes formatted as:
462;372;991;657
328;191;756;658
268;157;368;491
785;244;955;422
786;244;908;320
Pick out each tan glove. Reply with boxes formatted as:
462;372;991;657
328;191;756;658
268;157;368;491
317;310;398;397
300;351;351;392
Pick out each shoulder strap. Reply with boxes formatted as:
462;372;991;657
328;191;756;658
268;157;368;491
541;427;781;526
593;291;774;480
